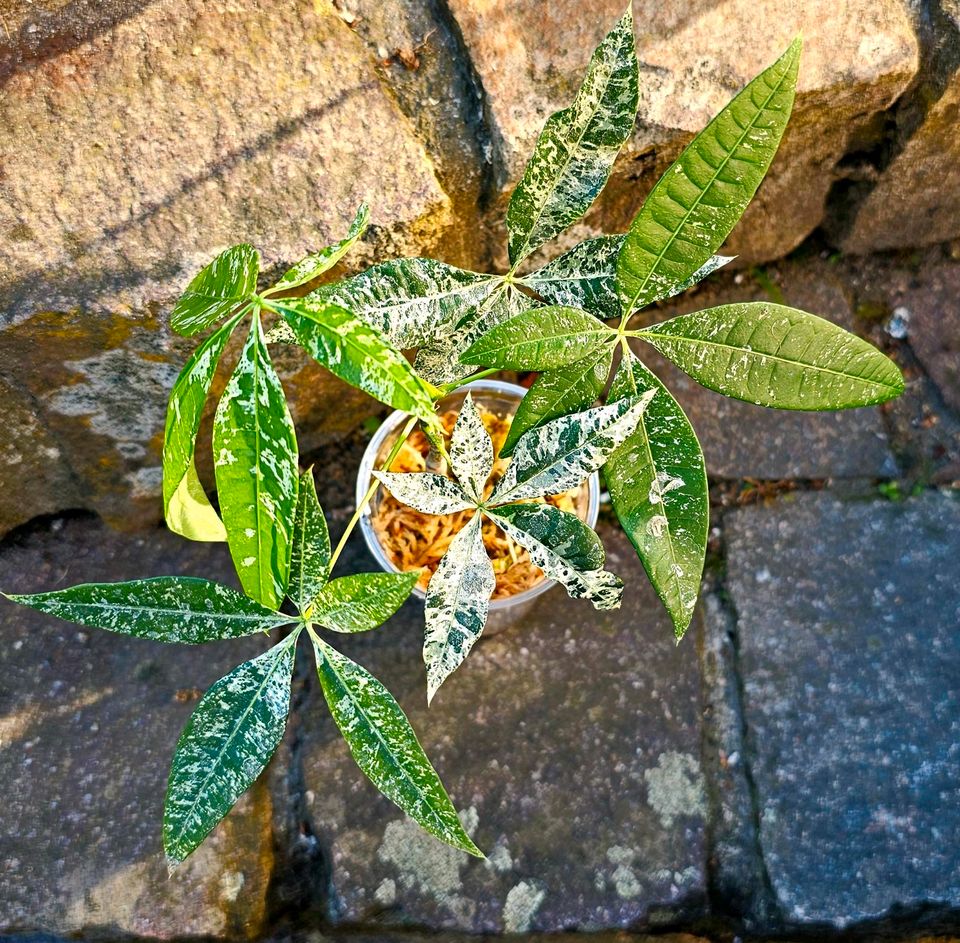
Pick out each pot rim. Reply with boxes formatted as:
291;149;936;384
356;379;601;611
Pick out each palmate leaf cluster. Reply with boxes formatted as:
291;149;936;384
4;4;904;868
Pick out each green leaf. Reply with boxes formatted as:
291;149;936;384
214;313;300;610
277;298;438;424
606;351;708;637
313;636;482;856
461;305;615;371
638;302;905;409
373;471;474;516
311;572;418;633
499;346;614;458
491;391;654;504
273;203;370;292
617;39;800;315
163;314;244;542
288;470;331;614
448;393;493;503
164;635;296;863
309;257;500;350
423;512;495;704
506;6;639;265
171;245;259;337
487;503;623;610
4;577;290;642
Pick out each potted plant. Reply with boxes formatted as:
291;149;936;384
3;7;903;868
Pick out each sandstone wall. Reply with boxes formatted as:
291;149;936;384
0;0;957;534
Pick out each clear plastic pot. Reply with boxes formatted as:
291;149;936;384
356;380;600;636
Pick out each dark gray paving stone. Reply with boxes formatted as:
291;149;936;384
720;491;960;926
0;517;274;938
297;526;707;933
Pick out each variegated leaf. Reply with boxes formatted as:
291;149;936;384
499;346;614;458
637;302;905;409
163;314;243;542
213;313;300;610
164;635;296;863
273;203;369;292
171;244;258;337
487;504;623;610
461;305;615;371
309;257;500;349
490;391;654;504
277;298;438;423
521;238;734;320
4;577;290;643
312;636;482;856
423;512;495;704
373;471;474;516
288;470;331;614
606;351;708;636
618;40;800;315
311;571;419;633
449;393;493;503
506;7;639;265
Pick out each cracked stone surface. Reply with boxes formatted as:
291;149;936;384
295;525;707;933
719;491;960;926
0;516;274;938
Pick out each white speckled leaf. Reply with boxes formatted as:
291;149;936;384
522;237;734;319
163;314;244;542
312;636;482;856
277;298;437;423
171;244;258;337
4;577;290;642
606;351;708;637
373;471;474;516
288;470;331;614
423;512;495;704
449;393;493;503
311;571;419;633
488;504;623;610
164;635;296;863
309;257;500;350
638;302;905;409
274;203;369;292
213;313;300;610
491;391;654;504
414;282;538;385
506;7;639;265
618;40;800;315
499;346;614;458
461;305;615;371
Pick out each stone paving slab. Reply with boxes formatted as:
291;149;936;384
296;526;707;933
0;517;274;938
718;491;960;926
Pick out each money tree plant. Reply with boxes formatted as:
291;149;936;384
3;5;904;867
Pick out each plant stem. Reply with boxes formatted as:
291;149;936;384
327;413;419;574
438;367;500;394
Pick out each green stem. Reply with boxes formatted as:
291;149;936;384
438;367;501;394
327;414;419;574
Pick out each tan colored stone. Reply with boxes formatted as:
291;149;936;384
448;0;919;267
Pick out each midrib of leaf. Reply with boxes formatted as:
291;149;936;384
318;640;452;837
291;495;309;611
169;636;295;850
44;599;287;626
511;66;623;268
624;66;792;315
640;330;902;391
251;319;271;602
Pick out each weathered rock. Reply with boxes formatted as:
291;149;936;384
447;0;919;268
717;491;960;926
0;0;478;535
296;526;707;933
0;516;275;937
842;5;960;253
627;254;898;480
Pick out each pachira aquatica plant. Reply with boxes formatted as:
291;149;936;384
4;7;904;866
